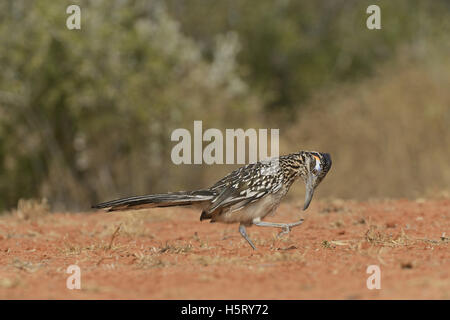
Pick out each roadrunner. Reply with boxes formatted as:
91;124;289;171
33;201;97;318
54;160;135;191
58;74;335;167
92;151;332;249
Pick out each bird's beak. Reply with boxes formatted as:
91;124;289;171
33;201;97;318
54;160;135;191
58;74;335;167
303;175;315;210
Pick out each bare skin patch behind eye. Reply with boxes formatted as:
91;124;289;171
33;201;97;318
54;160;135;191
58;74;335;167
313;155;321;172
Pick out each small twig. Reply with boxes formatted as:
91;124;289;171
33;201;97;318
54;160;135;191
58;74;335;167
96;255;113;266
96;257;105;266
107;224;122;250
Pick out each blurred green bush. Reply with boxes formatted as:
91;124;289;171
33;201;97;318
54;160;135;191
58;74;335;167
0;0;449;211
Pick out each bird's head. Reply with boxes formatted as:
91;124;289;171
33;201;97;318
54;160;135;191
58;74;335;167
300;151;332;210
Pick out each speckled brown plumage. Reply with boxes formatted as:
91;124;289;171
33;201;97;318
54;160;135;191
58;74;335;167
93;151;332;249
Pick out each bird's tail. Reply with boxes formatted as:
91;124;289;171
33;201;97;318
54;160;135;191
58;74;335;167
92;190;214;212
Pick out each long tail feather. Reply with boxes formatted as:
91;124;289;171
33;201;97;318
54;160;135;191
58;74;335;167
92;190;214;212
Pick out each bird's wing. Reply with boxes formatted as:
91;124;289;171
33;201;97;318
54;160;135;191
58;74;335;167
205;161;284;214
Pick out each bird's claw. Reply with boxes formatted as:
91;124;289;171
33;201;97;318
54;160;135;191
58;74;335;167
277;219;305;237
277;226;291;237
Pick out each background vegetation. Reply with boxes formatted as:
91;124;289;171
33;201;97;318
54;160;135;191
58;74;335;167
0;0;449;211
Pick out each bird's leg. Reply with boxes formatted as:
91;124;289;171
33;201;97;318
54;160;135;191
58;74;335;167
253;219;304;236
239;224;257;250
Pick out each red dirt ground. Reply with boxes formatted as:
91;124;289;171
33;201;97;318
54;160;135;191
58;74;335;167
0;198;449;299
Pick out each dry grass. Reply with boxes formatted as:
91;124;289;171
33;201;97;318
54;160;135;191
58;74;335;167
132;251;169;269
158;242;193;254
362;224;450;248
364;226;414;247
11;198;50;221
11;258;43;273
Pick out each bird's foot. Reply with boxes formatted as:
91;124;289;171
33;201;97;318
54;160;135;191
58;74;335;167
277;219;305;237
